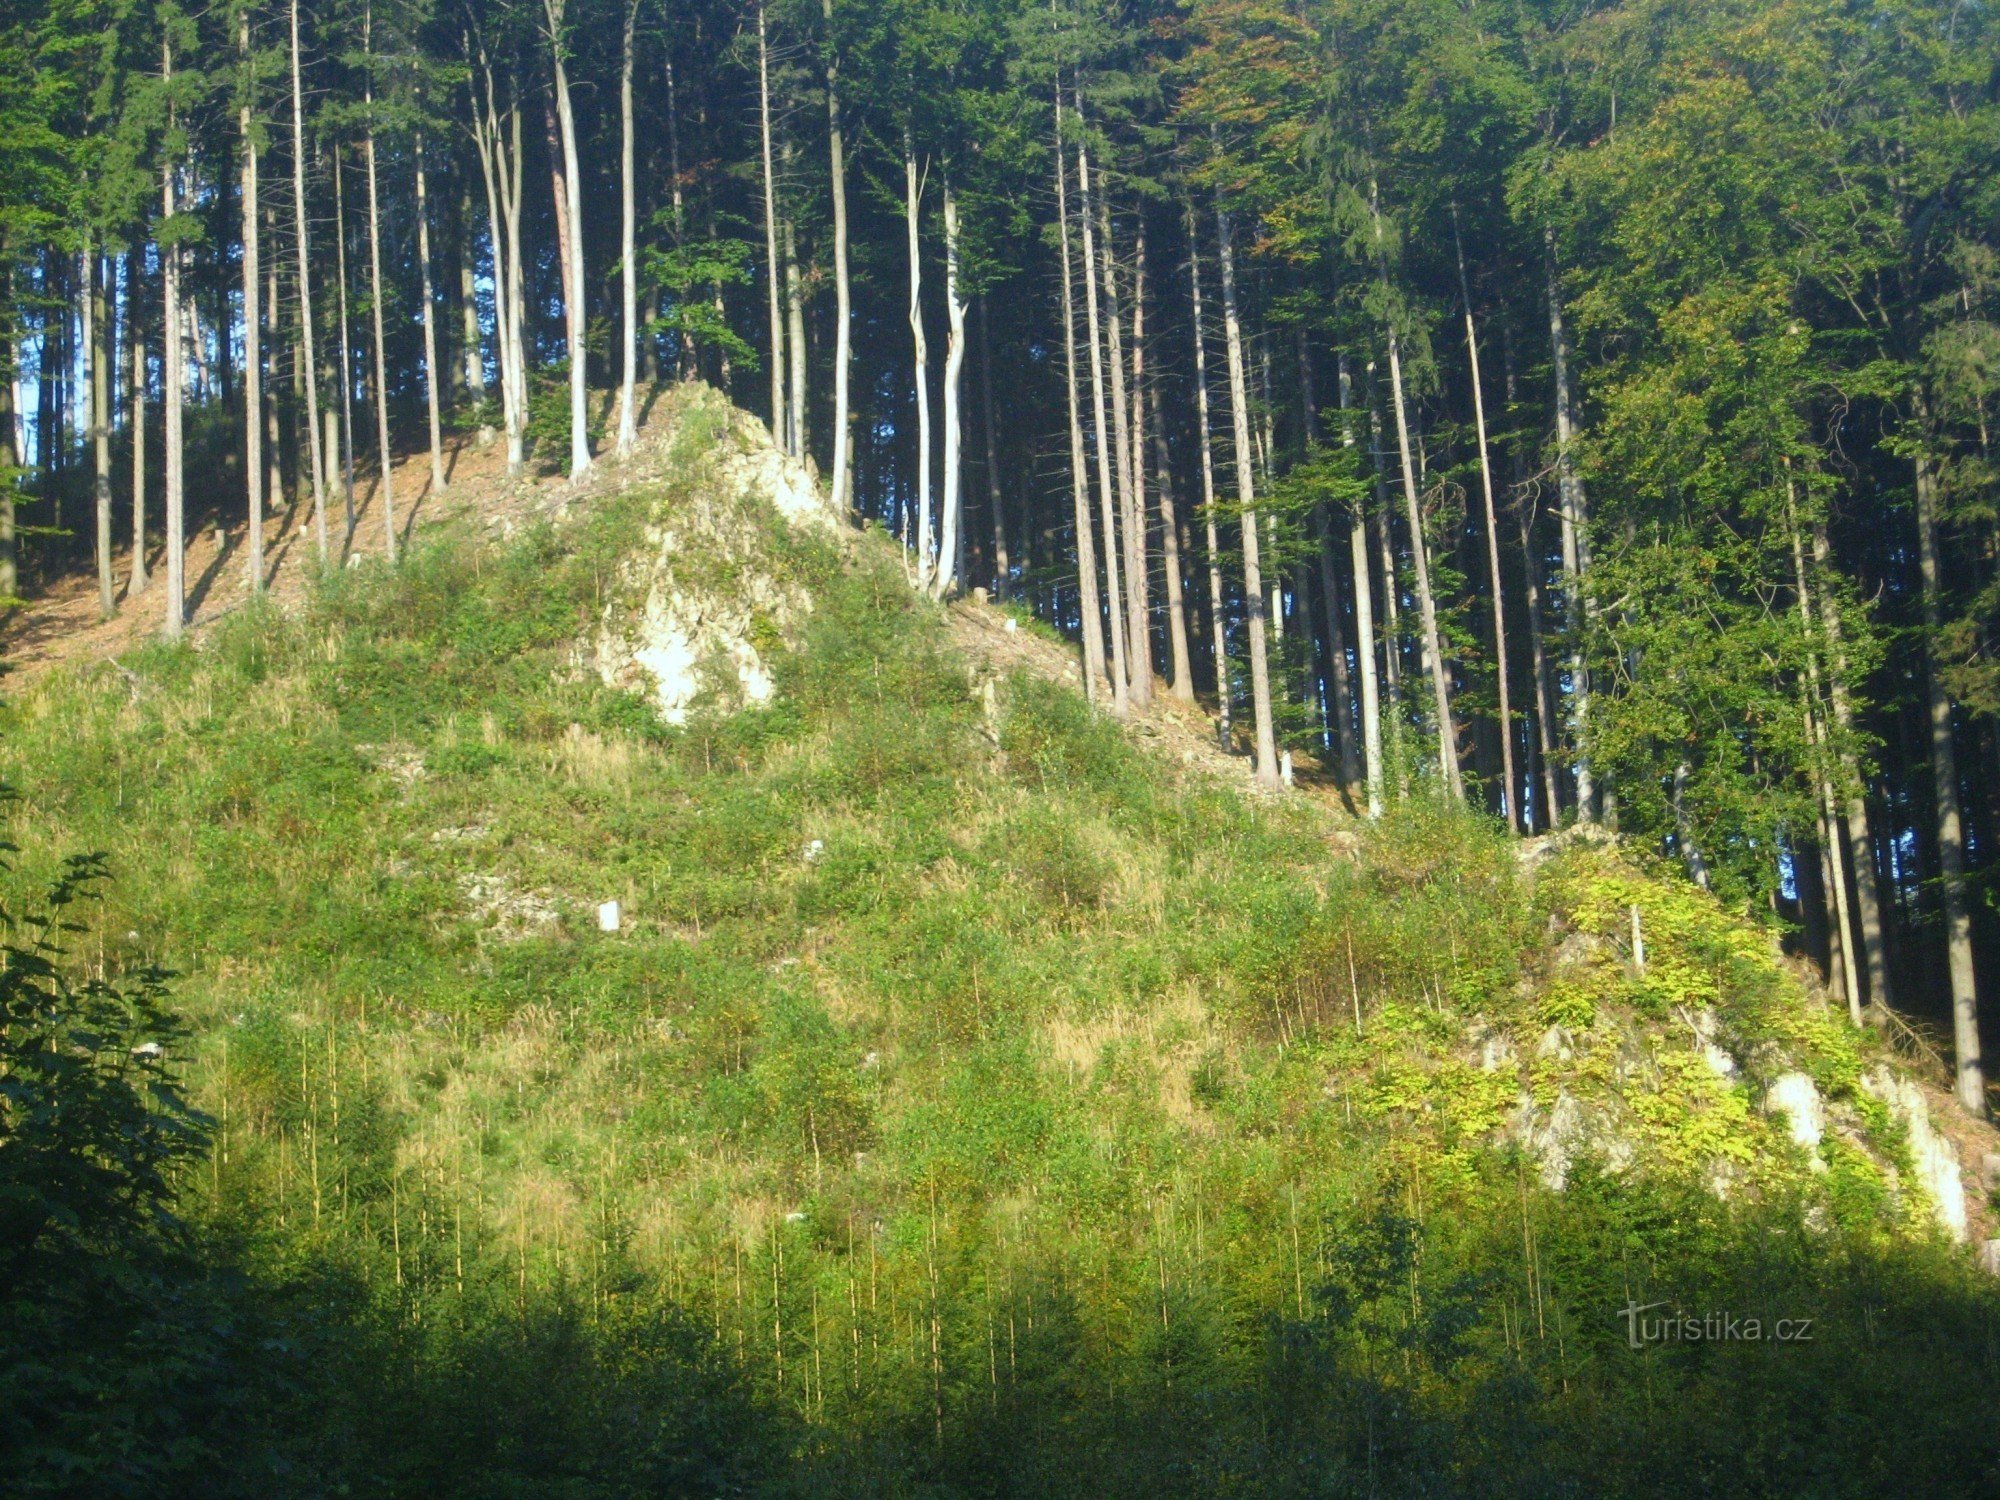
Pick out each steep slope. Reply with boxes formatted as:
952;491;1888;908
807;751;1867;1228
5;388;1998;1496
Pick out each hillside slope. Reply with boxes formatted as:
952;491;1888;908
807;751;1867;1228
5;388;1999;1497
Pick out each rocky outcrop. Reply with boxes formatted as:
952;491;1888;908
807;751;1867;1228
588;392;839;725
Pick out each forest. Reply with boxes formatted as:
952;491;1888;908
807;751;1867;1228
3;0;2000;1491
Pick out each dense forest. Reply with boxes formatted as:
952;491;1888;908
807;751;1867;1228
3;0;2000;1490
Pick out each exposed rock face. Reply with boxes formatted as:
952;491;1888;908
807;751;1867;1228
589;396;838;725
1864;1065;1968;1243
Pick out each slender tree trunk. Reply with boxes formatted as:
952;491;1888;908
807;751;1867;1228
1054;90;1107;700
361;58;398;560
162;60;185;639
89;247;114;617
1339;354;1384;815
1517;500;1562;829
1134;240;1190;702
823;0;852;512
289;0;328;563
662;50;691;378
1455;217;1513;828
784;205;807;459
0;310;16;604
1369;194;1461;799
415;131;446;492
939;176;966;597
458;184;487;411
1100;195;1150;706
265;208;284;508
617;3;640;457
1186;208;1230;750
127;257;146;596
1785;482;1863;1021
1215;196;1278;786
330;145;356;532
545;0;591;481
469;50;524;470
1076;137;1129;712
979;298;1007;598
756;2;785;450
1547;235;1594;820
238;18;264;598
1813;520;1891;1012
903;136;933;586
1914;439;1984;1114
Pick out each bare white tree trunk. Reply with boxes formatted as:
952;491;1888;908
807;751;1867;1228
938;176;966;598
238;14;264;599
1055;87;1107;700
1186;205;1230;748
784;204;807;458
756;2;785;451
288;0;328;563
823;0;852;511
332;143;357;534
1517;500;1562;827
1097;191;1149;706
469;49;525;472
1215;196;1278;786
904;136;932;586
1456;224;1512;827
545;0;591;481
1339;354;1384;816
1915;440;1984;1114
458;185;487;408
416;130;446;493
129;258;147;595
1547;235;1594;820
617;1;640;457
1076;137;1129;714
161;42;185;639
87;246;113;617
362;24;399;561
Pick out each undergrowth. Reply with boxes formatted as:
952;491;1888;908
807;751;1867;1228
2;452;1996;1496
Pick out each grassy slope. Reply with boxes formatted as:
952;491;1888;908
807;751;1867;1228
6;396;1997;1495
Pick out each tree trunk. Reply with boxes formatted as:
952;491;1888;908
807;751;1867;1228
1813;519;1891;1013
904;136;932;586
784;203;807;459
127;256;146;596
545;0;591;481
1054;88;1107;701
756;3;785;451
823;0;852;512
469;49;525;471
162;58;185;639
289;0;328;563
1786;482;1863;1021
1455;217;1513;828
238;17;264;598
90;247;114;617
1914;440;1984;1114
1135;241;1190;702
1214;196;1278;786
415;131;446;492
1185;206;1230;750
332;143;357;534
979;298;1007;598
0;310;16;604
1339;354;1384;816
1517;500;1562;830
458;184;487;410
1367;373;1407;790
1547;235;1594;821
1076;138;1129;713
1099;195;1149;707
362;72;398;560
938;177;966;598
617;2;640;457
